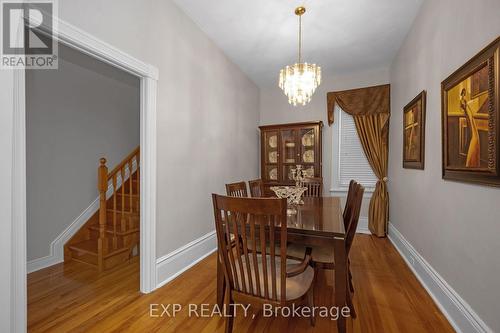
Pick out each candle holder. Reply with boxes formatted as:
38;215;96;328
270;185;308;215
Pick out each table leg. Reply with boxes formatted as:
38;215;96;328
216;251;225;308
334;236;347;333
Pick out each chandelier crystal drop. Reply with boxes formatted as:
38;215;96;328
279;6;321;106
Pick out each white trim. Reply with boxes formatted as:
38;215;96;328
27;161;138;274
356;217;371;234
156;231;217;289
140;76;158;293
12;61;27;333
388;223;492;333
12;14;159;332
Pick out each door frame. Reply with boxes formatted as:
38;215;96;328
11;15;159;332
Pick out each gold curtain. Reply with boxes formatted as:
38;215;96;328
353;114;389;237
327;84;390;125
327;84;390;237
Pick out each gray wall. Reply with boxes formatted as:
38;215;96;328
1;1;260;329
259;67;390;218
56;0;261;257
389;0;500;330
26;45;140;261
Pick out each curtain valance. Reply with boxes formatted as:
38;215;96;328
327;84;390;125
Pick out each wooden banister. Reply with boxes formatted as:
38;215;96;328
107;146;140;179
97;146;140;271
98;158;108;271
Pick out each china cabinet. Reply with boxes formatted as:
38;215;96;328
259;121;323;194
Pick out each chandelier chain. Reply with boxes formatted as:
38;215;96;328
298;14;302;64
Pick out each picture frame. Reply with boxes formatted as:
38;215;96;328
441;37;500;186
403;90;426;169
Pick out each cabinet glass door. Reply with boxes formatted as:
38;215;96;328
299;127;317;177
263;131;279;181
280;129;299;165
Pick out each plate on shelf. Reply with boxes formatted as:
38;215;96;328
285;142;295;148
302;132;314;147
269;151;277;163
303;166;314;178
269;168;278;180
268;135;277;148
303;150;314;163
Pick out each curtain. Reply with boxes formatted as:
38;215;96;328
327;84;390;125
353;114;389;237
327;84;390;237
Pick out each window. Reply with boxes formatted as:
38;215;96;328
336;109;378;190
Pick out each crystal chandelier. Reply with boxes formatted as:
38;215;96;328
279;6;321;106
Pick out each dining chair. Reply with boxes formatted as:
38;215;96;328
225;181;248;197
343;180;356;228
287;181;364;318
301;177;323;197
342;179;357;292
248;179;265;197
212;194;316;332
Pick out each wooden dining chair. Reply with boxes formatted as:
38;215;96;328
343;180;356;229
225;181;248;197
287;181;364;318
301;177;323;197
212;194;316;332
248;179;265;197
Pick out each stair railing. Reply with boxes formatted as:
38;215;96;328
97;146;140;271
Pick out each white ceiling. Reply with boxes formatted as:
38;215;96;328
173;0;423;87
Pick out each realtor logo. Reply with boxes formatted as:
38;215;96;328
1;0;58;69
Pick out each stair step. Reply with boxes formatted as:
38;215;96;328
69;239;98;256
68;239;133;258
89;224;139;235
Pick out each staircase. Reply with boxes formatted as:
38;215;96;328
64;147;140;272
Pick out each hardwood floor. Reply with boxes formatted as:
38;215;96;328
28;235;454;332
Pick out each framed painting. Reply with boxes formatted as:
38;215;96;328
441;37;500;186
403;91;426;169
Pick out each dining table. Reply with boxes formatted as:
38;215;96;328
216;196;349;333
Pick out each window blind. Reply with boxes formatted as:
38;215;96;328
339;111;378;188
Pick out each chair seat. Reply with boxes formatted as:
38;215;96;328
235;254;314;300
287;243;335;264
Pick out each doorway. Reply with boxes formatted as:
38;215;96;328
11;16;158;332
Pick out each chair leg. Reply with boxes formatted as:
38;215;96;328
349;268;354;293
346;279;357;319
348;258;354;293
308;267;317;327
217;257;226;308
307;285;316;326
224;294;234;333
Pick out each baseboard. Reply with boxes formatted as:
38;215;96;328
156;231;217;289
356;216;371;234
388;223;492;333
27;161;137;274
154;216;369;289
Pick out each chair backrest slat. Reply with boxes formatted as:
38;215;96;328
226;181;248;197
302;177;323;197
248;179;265;198
269;215;277;300
212;194;287;303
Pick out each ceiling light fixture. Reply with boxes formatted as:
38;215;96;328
279;6;321;106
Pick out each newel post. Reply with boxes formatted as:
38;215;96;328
98;158;108;271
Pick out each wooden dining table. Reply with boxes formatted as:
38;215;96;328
216;196;349;333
